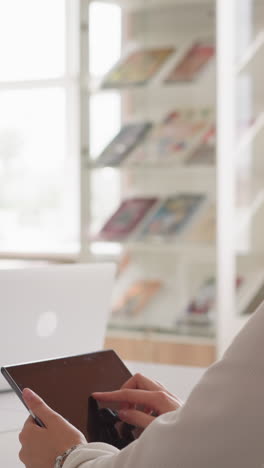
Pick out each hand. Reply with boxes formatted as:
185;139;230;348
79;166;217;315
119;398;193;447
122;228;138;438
93;373;183;429
19;388;87;468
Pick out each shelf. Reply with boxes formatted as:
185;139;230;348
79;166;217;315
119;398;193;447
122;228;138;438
86;79;215;96
125;240;215;257
237;269;264;314
91;165;216;195
91;240;215;261
105;329;216;366
84;0;264;364
236;188;264;239
102;0;214;11
92;186;264;259
236;112;264;156
236;30;264;74
86;47;215;96
92;163;214;174
106;328;215;347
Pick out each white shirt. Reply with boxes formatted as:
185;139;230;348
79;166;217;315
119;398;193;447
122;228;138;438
64;301;264;468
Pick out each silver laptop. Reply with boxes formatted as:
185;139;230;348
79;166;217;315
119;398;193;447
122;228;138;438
0;263;115;391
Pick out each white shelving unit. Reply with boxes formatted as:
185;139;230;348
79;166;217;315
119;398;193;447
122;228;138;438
236;112;264;155
106;0;215;7
217;0;264;356
79;0;264;365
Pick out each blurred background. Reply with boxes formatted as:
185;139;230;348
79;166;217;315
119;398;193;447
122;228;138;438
1;0;264;367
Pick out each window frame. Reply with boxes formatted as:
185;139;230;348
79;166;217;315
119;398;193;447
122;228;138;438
0;0;81;261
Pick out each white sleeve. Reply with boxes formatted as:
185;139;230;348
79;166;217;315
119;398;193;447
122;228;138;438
64;301;264;468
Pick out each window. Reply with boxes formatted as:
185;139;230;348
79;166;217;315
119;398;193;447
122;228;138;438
0;0;121;254
0;0;79;255
0;0;121;257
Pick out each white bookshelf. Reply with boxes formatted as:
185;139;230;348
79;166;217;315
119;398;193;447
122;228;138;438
79;0;264;365
216;0;264;356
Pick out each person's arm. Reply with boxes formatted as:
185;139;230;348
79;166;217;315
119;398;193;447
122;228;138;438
65;300;264;468
19;375;182;468
20;301;264;468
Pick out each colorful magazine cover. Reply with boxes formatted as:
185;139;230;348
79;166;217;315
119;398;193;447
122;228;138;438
185;126;216;165
178;277;216;328
112;280;162;317
243;281;264;316
126;110;210;166
164;43;215;83
96;122;152;167
96;197;158;241
102;47;175;88
138;194;205;239
186;204;216;243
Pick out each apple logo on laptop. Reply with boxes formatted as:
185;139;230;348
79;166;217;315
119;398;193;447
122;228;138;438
37;311;58;338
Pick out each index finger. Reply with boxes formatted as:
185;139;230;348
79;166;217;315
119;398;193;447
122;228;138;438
92;388;163;413
121;373;164;391
122;373;177;400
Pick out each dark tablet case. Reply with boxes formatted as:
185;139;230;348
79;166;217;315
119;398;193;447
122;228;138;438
1;349;132;441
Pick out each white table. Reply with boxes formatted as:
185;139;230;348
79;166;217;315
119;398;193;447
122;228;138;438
0;361;206;467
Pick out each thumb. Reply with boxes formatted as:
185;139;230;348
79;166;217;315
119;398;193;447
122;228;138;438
23;388;56;426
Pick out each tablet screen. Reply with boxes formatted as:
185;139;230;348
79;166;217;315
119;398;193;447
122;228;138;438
2;350;132;441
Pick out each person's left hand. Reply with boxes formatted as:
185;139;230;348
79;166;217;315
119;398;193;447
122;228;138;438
19;388;87;468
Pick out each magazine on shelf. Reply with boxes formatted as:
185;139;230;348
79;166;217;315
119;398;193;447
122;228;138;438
176;276;244;332
185;126;216;165
186;203;216;243
96;122;153;167
137;194;205;239
243;280;264;316
164;42;215;83
177;277;216;329
125;109;211;166
102;46;175;88
116;252;132;278
111;280;162;318
96;197;158;241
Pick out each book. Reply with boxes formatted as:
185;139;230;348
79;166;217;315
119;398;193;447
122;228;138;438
185;126;216;165
164;42;215;83
186;204;216;243
96;197;158;241
112;280;162;317
176;276;244;331
125;109;211;166
102;47;175;88
243;281;264;316
137;194;205;239
96;122;152;167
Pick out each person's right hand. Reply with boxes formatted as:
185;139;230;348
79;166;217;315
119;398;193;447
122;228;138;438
93;373;183;429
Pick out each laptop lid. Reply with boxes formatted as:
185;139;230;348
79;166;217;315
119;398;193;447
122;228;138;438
0;263;115;391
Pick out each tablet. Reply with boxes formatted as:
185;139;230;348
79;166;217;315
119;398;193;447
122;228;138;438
1;350;132;443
